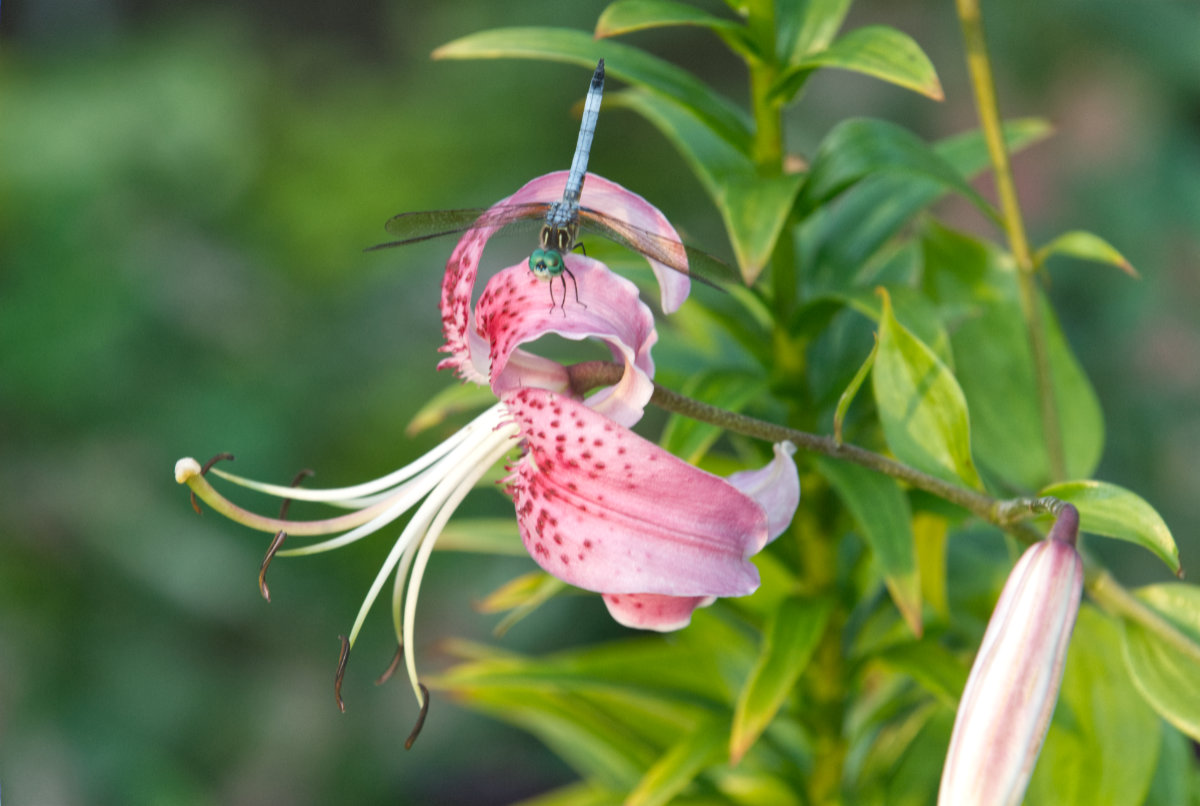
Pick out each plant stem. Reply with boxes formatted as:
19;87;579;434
1087;569;1200;666
954;0;1065;481
567;360;1039;541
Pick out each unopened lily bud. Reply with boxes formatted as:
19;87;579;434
938;504;1084;806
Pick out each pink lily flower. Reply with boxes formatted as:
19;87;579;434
175;171;799;718
938;504;1085;806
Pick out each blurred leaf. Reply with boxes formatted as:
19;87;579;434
513;781;616;806
406;383;496;435
626;715;728;806
777;0;852;64
818;457;922;635
595;0;760;61
436;517;525;555
730;596;832;762
925;223;1105;490
434;27;752;150
477;571;568;636
1040;480;1180;574
1036;230;1138;277
807;119;1049;291
833;336;876;444
1121;583;1200;741
1142;723;1199;806
874;639;967;707
607;88;801;281
662;369;768;462
794;119;998;223
774;26;943;103
1027;608;1161;806
872;288;984;490
912;512;949;620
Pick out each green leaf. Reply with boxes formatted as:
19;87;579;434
433;27;752;150
794;118;998;224
405;382;495;435
776;26;943;103
872;288;984;490
1027;608;1161;806
661;369;767;462
912;512;949;620
807;119;1051;288
817;456;922;634
777;0;852;64
925;222;1105;490
1142;723;1199;806
875;639;968;706
477;571;568;636
595;0;760;61
626;715;729;806
512;781;615;806
1040;480;1180;574
1036;230;1138;277
1121;583;1200;741
833;336;876;444
730;596;832;762
607;88;801;282
435;517;525;555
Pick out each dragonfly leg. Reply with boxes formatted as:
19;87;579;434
547;275;564;314
563;266;587;310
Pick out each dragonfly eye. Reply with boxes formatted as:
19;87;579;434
529;248;563;279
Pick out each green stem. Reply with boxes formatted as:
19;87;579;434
954;0;1065;481
1088;569;1200;667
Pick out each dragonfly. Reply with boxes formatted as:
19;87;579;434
368;59;733;308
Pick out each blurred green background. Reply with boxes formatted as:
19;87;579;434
1;1;1197;803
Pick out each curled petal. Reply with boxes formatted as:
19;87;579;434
505;387;766;598
439;172;691;382
602;593;716;632
938;505;1084;806
478;259;657;427
725;441;800;543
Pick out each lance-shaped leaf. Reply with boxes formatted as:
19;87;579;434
1039;480;1180;575
773;26;943;104
794;119;998;223
433;27;752;151
730;596;832;762
1120;583;1200;742
872;288;984;490
1035;230;1138;277
626;715;729;806
595;0;761;61
607;87;802;282
818;457;921;635
777;0;852;65
939;506;1084;806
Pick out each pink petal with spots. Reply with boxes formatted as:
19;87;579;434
477;258;657;427
725;442;800;542
439;173;691;381
601;593;716;632
504;387;767;598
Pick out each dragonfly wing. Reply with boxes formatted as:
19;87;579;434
370;203;550;250
577;209;738;289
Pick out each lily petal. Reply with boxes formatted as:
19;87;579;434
504;386;767;598
478;258;657;427
601;593;717;632
726;441;800;542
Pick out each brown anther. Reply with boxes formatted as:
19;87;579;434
278;468;315;520
257;530;288;602
375;643;403;686
404;684;430;750
334;635;351;713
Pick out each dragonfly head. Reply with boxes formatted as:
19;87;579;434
529;248;564;279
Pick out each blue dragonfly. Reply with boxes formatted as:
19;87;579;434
369;59;733;308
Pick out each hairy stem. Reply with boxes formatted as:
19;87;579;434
954;0;1065;481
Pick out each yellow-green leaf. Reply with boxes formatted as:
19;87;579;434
1036;230;1138;277
779;25;943;102
1121;583;1200;742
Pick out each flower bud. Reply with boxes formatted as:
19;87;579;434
938;505;1084;806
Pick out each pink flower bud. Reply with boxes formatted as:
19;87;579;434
938;505;1084;806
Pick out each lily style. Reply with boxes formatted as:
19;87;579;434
176;170;800;730
938;504;1085;806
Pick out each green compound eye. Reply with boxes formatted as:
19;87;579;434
528;248;564;279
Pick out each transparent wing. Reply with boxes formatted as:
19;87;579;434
367;203;551;251
577;207;738;290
